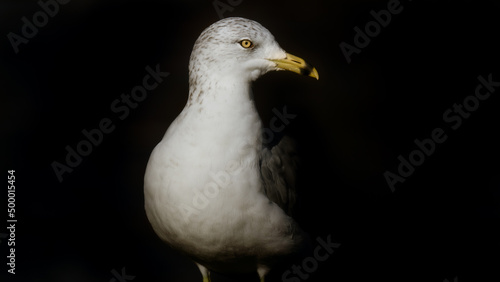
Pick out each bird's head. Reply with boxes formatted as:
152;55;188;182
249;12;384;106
189;17;319;85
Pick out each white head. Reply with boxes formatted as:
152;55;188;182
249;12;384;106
188;17;318;94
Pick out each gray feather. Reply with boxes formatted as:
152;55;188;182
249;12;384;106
260;136;299;216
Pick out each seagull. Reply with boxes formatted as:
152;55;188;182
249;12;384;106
144;17;318;282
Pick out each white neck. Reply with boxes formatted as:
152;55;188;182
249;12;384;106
171;73;263;165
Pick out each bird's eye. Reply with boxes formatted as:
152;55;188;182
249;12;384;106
239;39;254;49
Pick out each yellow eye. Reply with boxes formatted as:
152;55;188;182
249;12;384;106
239;39;254;49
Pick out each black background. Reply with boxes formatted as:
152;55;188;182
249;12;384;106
2;0;499;281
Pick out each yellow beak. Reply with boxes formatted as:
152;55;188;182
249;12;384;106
268;53;319;80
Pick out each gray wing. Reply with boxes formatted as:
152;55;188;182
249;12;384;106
259;136;299;216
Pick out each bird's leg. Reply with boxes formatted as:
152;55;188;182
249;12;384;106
196;263;211;282
257;265;269;282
